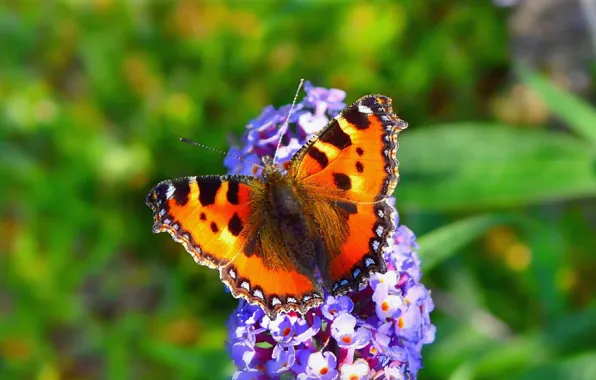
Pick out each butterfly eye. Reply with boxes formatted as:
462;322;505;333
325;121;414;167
283;161;291;171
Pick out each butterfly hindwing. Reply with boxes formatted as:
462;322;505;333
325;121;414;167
220;248;323;319
289;95;408;202
327;200;395;295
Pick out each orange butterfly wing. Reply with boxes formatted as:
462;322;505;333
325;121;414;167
146;176;256;268
289;95;408;295
325;201;396;295
146;175;322;318
220;252;323;318
290;95;407;202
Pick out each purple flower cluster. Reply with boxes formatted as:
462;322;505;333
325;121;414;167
224;82;346;176
224;83;435;379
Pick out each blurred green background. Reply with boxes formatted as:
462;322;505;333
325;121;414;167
2;1;596;379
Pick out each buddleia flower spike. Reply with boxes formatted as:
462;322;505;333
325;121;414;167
225;82;435;379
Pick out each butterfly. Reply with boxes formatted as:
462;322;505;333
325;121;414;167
146;94;408;319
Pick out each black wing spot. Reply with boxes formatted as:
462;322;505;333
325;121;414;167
198;179;221;206
200;212;207;221
356;161;364;173
210;222;219;233
356;147;364;156
320;120;352;149
336;201;357;215
307;146;329;169
149;183;170;204
173;181;191;206
227;181;240;205
228;212;244;236
332;173;352;191
360;96;386;111
343;107;371;130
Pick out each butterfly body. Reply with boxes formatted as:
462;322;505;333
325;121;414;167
256;158;325;285
147;94;408;318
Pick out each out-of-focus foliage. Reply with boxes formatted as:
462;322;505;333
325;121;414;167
1;1;595;379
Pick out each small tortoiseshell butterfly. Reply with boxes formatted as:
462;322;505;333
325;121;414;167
146;95;408;319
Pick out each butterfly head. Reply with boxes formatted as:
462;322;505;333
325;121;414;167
261;155;285;182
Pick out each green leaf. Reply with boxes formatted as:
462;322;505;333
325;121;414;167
524;217;568;320
472;306;596;378
449;362;475;380
140;340;230;379
397;124;596;211
514;352;596;380
256;341;274;349
517;66;596;146
417;214;520;271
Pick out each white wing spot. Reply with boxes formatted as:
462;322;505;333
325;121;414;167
271;297;282;306
241;281;250;291
253;289;264;300
372;240;381;251
173;224;180;230
376;225;384;236
358;105;373;114
365;257;376;267
166;184;175;199
159;209;166;217
229;268;237;279
377;209;385;218
302;295;312;302
163;219;171;225
287;297;297;303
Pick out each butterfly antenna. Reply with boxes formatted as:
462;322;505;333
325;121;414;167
179;137;264;169
272;78;305;164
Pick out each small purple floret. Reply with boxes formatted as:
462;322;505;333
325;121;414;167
297;351;338;380
321;295;354;321
331;314;371;349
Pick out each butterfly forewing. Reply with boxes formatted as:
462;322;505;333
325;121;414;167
145;175;258;268
289;95;408;202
